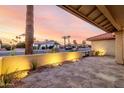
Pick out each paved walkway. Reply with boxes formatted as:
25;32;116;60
17;56;124;88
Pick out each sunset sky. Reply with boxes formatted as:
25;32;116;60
0;5;105;44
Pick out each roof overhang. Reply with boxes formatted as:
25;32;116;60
58;5;123;32
87;33;115;41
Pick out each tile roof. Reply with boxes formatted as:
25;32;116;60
87;33;115;41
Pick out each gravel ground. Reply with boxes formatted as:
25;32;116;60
16;56;124;88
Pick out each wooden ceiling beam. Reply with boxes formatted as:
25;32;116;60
58;5;118;32
106;25;113;29
87;7;97;17
104;23;112;28
77;5;82;11
96;5;121;31
99;20;109;26
106;26;114;30
102;21;110;27
98;18;106;24
93;13;102;21
58;5;108;32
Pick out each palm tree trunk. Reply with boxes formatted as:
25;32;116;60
25;5;34;54
64;38;66;46
68;37;70;45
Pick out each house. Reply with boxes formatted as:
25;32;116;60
87;33;115;56
33;40;60;50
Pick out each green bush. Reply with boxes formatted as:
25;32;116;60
16;42;25;48
33;46;37;50
42;46;46;50
2;44;12;51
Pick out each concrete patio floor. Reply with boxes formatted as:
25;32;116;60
17;56;124;88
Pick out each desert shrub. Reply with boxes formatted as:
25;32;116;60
10;50;16;56
95;51;100;56
0;74;14;88
31;62;37;70
51;48;59;53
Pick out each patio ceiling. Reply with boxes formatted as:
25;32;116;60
58;5;124;32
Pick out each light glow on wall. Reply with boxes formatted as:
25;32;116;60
2;57;31;75
97;48;106;56
14;71;28;79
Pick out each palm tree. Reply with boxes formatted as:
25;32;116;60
67;35;71;45
82;40;86;47
25;5;34;54
73;40;78;50
62;36;67;47
16;36;21;43
12;39;17;43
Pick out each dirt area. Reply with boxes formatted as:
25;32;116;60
15;56;124;88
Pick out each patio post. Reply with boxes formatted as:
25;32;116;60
115;30;124;64
25;5;34;54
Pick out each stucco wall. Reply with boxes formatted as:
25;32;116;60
92;40;115;56
0;57;2;75
0;52;84;77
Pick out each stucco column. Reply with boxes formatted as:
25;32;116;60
115;30;124;64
